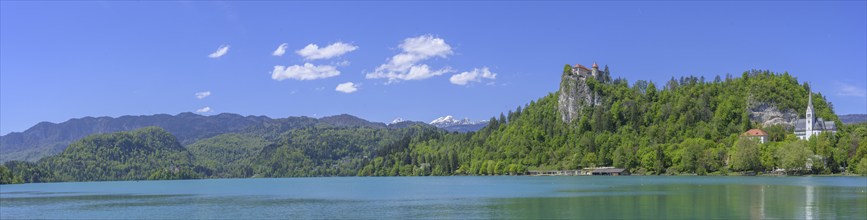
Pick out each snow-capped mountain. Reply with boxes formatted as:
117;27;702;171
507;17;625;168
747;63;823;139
429;115;488;132
389;117;406;125
429;115;473;127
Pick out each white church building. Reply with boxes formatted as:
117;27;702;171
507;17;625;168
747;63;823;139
794;87;837;140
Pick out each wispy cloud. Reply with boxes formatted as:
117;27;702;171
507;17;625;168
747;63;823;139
272;43;288;56
365;35;454;83
271;63;340;81
335;82;359;93
195;91;211;99
836;81;867;97
296;42;358;60
208;45;230;58
196;106;212;113
450;67;496;85
333;60;351;66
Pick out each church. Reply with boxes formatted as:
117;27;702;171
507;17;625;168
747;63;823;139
793;87;836;140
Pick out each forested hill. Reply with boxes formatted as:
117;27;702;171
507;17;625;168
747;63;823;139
0;113;431;163
1;120;445;183
0;113;270;162
2;127;198;183
358;68;866;176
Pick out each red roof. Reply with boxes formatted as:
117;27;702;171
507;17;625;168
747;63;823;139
742;129;768;137
592;62;599;68
574;64;590;71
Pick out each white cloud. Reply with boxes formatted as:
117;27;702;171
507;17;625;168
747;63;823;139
296;42;358;60
271;63;340;81
335;82;359;93
366;64;453;82
366;35;454;83
272;43;288;56
196;106;212;113
836;82;867;97
195;91;211;99
450;67;497;85
400;35;453;58
208;45;230;58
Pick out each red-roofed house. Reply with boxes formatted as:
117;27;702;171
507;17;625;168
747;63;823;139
742;129;769;144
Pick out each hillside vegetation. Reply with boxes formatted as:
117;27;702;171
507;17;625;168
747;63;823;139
3;68;866;184
0;113;270;162
2;127;197;183
357;69;865;176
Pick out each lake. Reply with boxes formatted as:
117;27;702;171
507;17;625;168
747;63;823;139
1;176;865;219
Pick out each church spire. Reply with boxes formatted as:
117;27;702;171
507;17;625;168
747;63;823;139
806;82;814;119
805;82;814;137
807;85;813;111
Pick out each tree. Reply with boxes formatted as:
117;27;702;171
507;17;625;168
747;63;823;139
0;165;21;184
678;138;711;174
731;138;762;172
777;141;812;175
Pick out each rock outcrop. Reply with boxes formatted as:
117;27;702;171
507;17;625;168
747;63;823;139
558;66;601;123
748;101;798;128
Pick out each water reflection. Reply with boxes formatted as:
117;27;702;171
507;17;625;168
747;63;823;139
1;177;864;219
497;182;865;219
806;185;814;220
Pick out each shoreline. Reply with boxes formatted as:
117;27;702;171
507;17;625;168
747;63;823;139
3;173;866;185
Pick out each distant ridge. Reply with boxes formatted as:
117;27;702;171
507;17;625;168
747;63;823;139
839;114;867;124
0;113;270;162
319;114;387;129
0;112;440;163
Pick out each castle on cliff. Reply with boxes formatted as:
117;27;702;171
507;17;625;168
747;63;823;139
571;62;601;79
558;62;607;123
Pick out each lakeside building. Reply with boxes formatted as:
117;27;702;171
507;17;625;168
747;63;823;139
527;167;628;176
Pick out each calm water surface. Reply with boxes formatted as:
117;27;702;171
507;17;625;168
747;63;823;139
1;176;865;219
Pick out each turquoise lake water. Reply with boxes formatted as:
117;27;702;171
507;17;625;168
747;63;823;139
1;176;865;219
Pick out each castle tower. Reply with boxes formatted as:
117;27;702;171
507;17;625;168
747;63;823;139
591;62;599;78
805;84;814;138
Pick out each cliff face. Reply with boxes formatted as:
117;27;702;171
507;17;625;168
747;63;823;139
748;101;799;128
557;70;601;123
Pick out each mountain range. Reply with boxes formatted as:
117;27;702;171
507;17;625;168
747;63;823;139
0;113;439;163
839;114;867;124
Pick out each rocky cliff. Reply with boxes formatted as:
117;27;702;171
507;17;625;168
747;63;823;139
557;66;601;123
748;101;799;128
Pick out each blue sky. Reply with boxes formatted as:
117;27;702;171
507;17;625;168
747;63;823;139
1;1;865;135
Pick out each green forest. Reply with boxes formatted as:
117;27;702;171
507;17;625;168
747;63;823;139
355;69;867;177
3;68;867;184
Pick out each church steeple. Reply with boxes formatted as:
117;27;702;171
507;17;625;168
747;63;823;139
807;87;813;112
805;83;814;137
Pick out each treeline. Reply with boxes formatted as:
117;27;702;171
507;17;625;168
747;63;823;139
1;127;199;184
1;123;447;183
3;69;867;184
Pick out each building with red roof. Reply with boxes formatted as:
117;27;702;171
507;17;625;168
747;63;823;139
741;129;769;144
